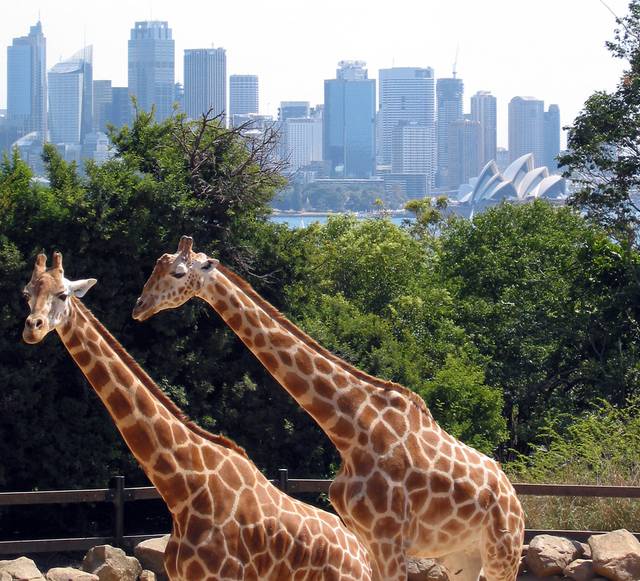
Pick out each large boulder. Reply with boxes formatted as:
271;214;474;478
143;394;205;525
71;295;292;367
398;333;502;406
589;529;640;581
45;569;98;581
133;536;168;580
406;558;450;581
563;559;597;581
0;557;45;580
526;534;580;576
80;545;142;581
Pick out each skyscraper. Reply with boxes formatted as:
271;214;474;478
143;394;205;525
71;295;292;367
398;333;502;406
128;21;175;122
378;67;435;166
447;118;481;189
391;121;435;189
323;61;376;178
279;101;310;121
7;21;47;140
93;80;112;134
544;104;561;172
184;48;226;121
48;46;93;144
110;87;132;128
436;77;464;187
470;90;497;167
508;96;545;165
283;115;323;173
230;74;258;119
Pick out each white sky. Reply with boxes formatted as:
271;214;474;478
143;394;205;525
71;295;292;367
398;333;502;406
0;0;632;148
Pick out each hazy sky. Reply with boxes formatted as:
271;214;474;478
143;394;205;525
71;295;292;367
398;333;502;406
0;0;633;148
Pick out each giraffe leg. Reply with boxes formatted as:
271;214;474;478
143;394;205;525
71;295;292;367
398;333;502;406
367;543;408;581
479;532;522;581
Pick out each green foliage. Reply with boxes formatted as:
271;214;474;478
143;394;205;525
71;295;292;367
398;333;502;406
507;399;640;530
560;0;640;245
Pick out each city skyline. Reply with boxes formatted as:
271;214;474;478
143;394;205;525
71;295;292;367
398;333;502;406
0;0;631;149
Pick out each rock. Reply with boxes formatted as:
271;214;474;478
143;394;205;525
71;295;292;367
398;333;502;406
589;529;640;581
526;534;580;576
0;557;45;580
133;536;168;579
139;572;156;581
563;559;597;581
406;557;450;581
80;545;142;581
45;568;99;581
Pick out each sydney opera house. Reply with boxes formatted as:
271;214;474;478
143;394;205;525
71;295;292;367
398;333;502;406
454;153;566;209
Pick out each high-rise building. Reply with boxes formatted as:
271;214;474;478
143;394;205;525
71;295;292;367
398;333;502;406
544;104;561;172
230;75;258;119
128;21;175;122
323;61;376;178
378;67;435;166
48;46;93;144
184;47;226;121
110;87;132;128
508;96;545;165
283;115;323;173
279;101;310;122
7;21;47;140
436;77;464;187
470;90;497;167
447;118;481;189
93;80;112;133
391;121;435;191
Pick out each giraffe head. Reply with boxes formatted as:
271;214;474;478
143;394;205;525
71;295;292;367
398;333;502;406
22;252;97;344
132;236;218;321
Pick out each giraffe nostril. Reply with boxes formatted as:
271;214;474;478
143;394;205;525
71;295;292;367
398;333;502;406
34;318;43;329
136;297;144;306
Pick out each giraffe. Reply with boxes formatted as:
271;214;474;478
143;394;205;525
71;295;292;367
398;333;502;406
22;251;373;581
133;236;525;581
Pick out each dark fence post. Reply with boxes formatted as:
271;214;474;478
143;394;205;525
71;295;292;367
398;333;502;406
278;468;289;494
109;476;125;548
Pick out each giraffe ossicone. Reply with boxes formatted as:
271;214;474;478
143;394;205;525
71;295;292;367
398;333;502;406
134;236;526;581
23;251;373;581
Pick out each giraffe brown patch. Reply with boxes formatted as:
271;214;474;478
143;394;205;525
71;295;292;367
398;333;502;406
406;469;428;490
314;357;332;375
201;445;219;469
229;294;241;309
171;423;188;445
382;408;406;437
66;331;82;351
211;478;234;521
294;349;313;375
457;501;477;520
444;517;465;535
86;359;110;389
186;513;211;545
160;472;189;502
353;448;375;476
134;390;157;418
389;485;405;515
245;310;259;327
373;515;401;539
257;350;279;371
236;461;257;487
185;560;206;579
272;529;290;559
213;299;228;313
370;421;393;455
334;373;348;388
478;487;494;509
85;326;99;343
424;495;454;523
307;397;334;423
192;488;213;515
227;312;242;330
74;350;91;368
357;404;377;430
236;488;261;526
164;540;179;577
218;459;243;489
86;340;101;356
288;538;309;569
366;471;389;513
337;388;365;415
121;424;154;462
251;552;272;577
108;361;134;388
358;431;368;446
185;472;207;494
197;544;224;575
452;460;468;480
258;311;274;328
371;393;388;408
252;333;265;348
430;472;453;494
423;429;439;447
452;479;476;504
241;326;253;339
270;332;295;348
434;455;451;473
106;389;133;420
309;534;330;567
312;376;334;400
154;418;173;448
278;350;293;367
214;282;228;295
153;453;176;475
241;525;267;556
331;417;355;440
378;453;405;482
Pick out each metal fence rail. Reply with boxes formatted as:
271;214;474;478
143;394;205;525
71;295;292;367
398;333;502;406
1;470;639;555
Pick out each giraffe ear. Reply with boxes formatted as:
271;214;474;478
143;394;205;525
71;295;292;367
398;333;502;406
200;258;219;271
67;278;97;298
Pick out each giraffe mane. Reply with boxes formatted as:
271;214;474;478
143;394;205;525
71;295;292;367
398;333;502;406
72;297;249;459
217;265;433;420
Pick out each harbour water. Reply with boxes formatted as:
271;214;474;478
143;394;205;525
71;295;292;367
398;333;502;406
270;213;410;229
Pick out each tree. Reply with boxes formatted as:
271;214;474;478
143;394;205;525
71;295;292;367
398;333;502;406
560;0;640;247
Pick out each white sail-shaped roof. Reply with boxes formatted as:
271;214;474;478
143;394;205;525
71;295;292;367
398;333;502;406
519;167;549;198
502;154;534;192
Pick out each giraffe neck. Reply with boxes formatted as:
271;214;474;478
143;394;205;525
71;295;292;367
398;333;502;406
57;299;232;513
198;266;379;452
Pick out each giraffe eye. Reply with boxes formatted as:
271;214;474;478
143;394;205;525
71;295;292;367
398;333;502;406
22;292;30;301
171;272;186;279
57;292;69;301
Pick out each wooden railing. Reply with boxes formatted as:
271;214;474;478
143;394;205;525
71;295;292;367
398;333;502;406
1;470;639;555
